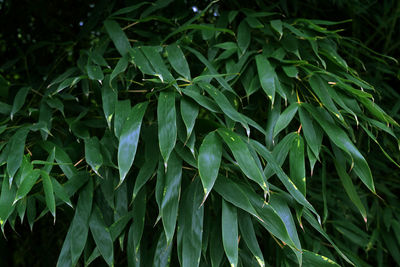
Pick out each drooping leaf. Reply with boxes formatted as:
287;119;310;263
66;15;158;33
118;102;148;184
160;151;182;244
222;199;238;267
85;137;103;176
7;127;29;181
273;102;298;138
180;97;198;140
104;20;131;56
198;131;222;201
158;92;177;168
11;86;30;120
255;55;276;104
217;128;268;192
89;205;114;266
41;171;56;219
166;43;191;80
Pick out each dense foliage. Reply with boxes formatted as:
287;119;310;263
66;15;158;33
0;0;399;266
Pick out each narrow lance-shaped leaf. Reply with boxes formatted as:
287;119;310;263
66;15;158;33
7;127;29;182
101;75;117;128
0;175;17;226
200;83;250;136
237;20;251;54
11;86;30;120
180;97;199;141
85;137;103;176
114;99;131;139
86;64;104;81
166;43;191;80
41;171;56;220
198;131;222;202
222;199;238;267
160;151;182;244
118;102;148;185
70;178;93;265
273;102;298;138
153;231;173;267
158;92;177;168
14;169;41;204
181;179;204;267
256;55;276;104
303;104;375;193
104;20;131;56
238;211;265;267
217;128;268;193
333;146;367;222
289;134;306;195
250;139;321;221
110;54;129;85
89;205;114;266
141;46;175;83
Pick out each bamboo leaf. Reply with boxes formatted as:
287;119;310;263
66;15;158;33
89;205;114;266
160;151;182;243
104;20;131;56
273;102;298;138
217;128;268;192
41;171;56;219
222;199;238;267
118;102;148;184
11;86;30;120
85;137;103;176
166;44;191;80
198;131;222;201
256;55;276;104
158;92;177;168
180;97;198;140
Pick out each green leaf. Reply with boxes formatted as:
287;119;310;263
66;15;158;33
141;46;174;83
86;64;104;81
255;55;276;104
118;102;148;185
185;46;237;95
200;83;250;136
304;104;375;193
14;169;41;203
70;178;93;265
282;65;298;78
89;205;114;266
238;211;265;267
180;97;198;140
85;137;103;176
52;179;73;208
250;139;320;219
160;151;182;244
11;86;30;120
110;54;129;85
41;171;56;219
308;75;343;121
104;20;131;56
217;128;268;192
289;134;306;195
101;75;117;128
222;199;238;267
181;179;204;267
183;85;221;113
0;176;17;226
298;106;321;159
130;47;155;75
130;187;147;264
237;20;251;54
166;44;191;80
114;99;131;139
158;92;177;168
214;175;262;221
270;20;283;38
302;250;340;266
273;102;298;138
198;131;222;202
153;231;172;267
333;147;367;222
7;127;29;181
